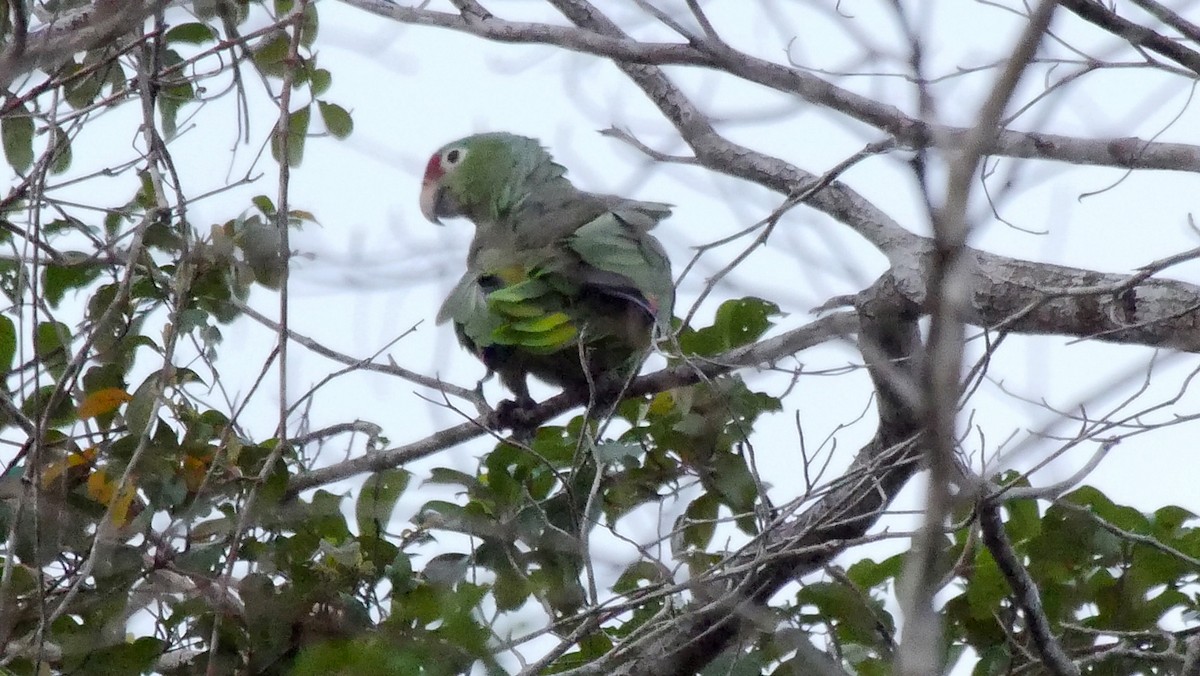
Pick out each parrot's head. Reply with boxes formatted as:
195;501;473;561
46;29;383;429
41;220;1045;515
420;132;564;224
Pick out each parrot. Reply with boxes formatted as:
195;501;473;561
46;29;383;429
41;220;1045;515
419;132;675;418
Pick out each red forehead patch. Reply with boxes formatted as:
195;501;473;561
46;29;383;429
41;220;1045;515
423;154;443;181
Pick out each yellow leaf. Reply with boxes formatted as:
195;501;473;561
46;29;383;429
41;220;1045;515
109;484;137;526
182;452;214;493
40;447;97;488
86;468;139;526
648;391;676;417
86;468;116;503
77;387;132;419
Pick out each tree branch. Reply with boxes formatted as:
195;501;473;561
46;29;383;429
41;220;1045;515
978;499;1081;676
0;1;173;90
287;311;859;495
335;0;1200;174
1059;0;1200;76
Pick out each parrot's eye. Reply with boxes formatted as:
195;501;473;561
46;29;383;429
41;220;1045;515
442;147;465;166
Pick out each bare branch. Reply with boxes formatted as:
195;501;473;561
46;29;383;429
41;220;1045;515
1059;0;1200;75
0;1;173;89
336;0;1200;174
978;498;1081;676
287;311;859;495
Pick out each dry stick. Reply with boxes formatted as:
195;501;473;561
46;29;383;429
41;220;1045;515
1058;0;1200;76
30;27;190;653
978;500;1080;676
898;2;1069;675
204;5;307;674
335;0;1200;174
286;311;857;494
1128;0;1200;45
232;298;482;405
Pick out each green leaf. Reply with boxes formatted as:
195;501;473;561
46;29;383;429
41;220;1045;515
355;469;410;538
681;492;718;549
2;106;34;173
34;321;71;365
591;440;641;463
43;263;102;307
48;125;71;175
0;314;15;374
317;100;353;139
613;560;667;594
846;553;904;590
424;552;470;586
125;373;161;437
252;194;276;215
68;637;165;674
252;32;291;76
679;297;782;356
21;384;75;427
166;22;217;44
300;4;319;48
270;105;310;167
964;549;1008;620
424;468;477;489
310;68;332;96
64;63;103;109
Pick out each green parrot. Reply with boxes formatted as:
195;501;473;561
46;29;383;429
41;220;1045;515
419;132;675;414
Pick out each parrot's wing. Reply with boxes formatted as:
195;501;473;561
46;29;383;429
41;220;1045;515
438;271;503;348
565;210;675;329
440;267;580;354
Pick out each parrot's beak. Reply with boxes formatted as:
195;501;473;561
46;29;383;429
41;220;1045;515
419;180;443;224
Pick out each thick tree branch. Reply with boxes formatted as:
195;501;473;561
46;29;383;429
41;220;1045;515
1129;0;1200;46
563;275;926;676
336;0;1200;174
0;1;173;89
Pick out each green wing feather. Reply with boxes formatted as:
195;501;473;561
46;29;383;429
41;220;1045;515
433;133;675;398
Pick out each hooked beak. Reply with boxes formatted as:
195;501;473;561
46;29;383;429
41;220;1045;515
420;179;443;224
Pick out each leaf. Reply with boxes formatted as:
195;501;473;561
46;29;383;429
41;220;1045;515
125;374;161;437
679;297;782;356
48;125;71;174
2;105;34;173
43;262;102;307
86;469;139;526
355;468;410;538
34;321;72;363
591;440;641;464
423;552;470;586
270;105;310;167
0;314;15;373
310;68;332;96
252;194;276;215
77;387;132;420
681;493;719;549
317;100;353;139
40;447;97;488
64;63;104;109
166;22;217;44
252;32;291;76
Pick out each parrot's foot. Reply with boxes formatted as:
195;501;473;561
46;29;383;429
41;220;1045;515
492;397;537;433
